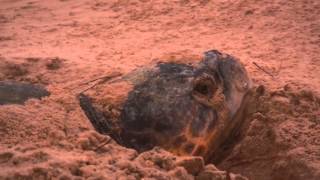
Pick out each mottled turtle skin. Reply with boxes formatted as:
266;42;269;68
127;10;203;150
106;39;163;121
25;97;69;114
79;50;254;163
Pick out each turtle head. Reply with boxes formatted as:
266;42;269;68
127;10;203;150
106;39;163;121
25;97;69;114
195;50;252;117
186;50;253;162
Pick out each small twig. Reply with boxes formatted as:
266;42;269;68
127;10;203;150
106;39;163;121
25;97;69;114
226;155;280;168
273;58;283;76
78;81;103;94
63;116;69;137
77;72;122;94
253;62;275;79
93;137;112;151
78;76;106;86
79;72;122;86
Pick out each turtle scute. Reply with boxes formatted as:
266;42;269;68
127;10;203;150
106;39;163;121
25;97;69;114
79;50;255;163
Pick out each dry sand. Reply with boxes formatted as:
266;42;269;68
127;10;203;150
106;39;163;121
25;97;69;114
0;0;319;179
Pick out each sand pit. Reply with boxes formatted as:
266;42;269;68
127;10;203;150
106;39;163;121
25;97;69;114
0;0;319;179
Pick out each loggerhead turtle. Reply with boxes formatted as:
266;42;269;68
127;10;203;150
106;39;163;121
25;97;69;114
79;50;256;163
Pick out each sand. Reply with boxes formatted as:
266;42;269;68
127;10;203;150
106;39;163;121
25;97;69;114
0;0;319;179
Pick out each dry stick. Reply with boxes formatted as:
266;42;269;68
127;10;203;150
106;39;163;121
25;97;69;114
93;137;112;151
274;58;284;76
252;62;275;79
227;155;280;169
79;72;122;86
79;81;103;94
78;72;122;94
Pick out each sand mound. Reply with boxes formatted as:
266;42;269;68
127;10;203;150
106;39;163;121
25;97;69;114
0;130;246;180
220;86;320;179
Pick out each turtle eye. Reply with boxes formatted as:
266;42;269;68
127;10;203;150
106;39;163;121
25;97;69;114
193;75;217;98
194;80;211;96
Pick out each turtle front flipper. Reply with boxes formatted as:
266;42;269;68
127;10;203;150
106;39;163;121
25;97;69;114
78;93;122;144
